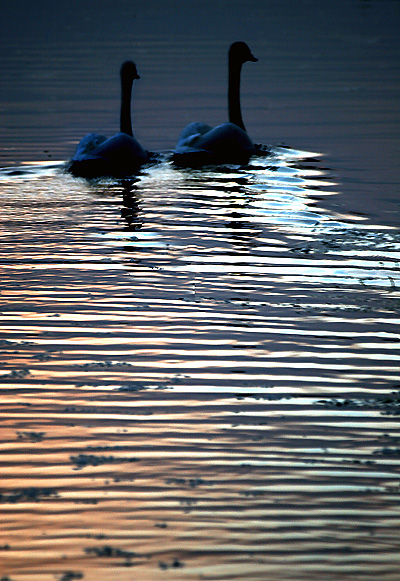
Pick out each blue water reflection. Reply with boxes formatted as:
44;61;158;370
1;0;400;577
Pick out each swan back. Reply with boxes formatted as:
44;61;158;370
94;132;147;162
173;122;254;166
73;133;108;157
69;132;147;178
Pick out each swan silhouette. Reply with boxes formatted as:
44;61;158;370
68;61;148;178
172;42;259;167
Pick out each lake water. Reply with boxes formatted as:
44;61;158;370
1;1;400;580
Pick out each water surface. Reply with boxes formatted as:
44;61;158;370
1;1;400;580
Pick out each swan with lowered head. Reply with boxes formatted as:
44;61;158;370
172;42;259;167
68;61;148;178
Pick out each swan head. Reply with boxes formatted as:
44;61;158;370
229;42;258;64
120;60;140;83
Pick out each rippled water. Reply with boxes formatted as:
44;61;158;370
1;146;400;581
1;1;400;580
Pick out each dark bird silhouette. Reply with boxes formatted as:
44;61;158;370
68;61;148;178
172;42;259;167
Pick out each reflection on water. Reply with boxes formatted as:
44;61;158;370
1;148;400;580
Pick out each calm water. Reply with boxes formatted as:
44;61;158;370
1;1;400;580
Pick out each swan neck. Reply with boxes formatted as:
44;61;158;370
228;58;246;132
120;78;133;136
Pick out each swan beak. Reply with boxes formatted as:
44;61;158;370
135;73;141;79
249;54;258;62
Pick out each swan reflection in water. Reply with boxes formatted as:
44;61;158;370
120;182;143;231
173;42;269;168
68;61;152;179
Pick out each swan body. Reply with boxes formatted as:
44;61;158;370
173;42;258;167
68;61;148;178
174;121;254;166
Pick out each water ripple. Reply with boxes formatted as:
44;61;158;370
0;148;400;580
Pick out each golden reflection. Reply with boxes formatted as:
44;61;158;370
1;145;400;581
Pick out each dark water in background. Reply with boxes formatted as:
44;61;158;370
1;1;400;580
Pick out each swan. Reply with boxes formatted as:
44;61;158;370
172;42;259;167
68;61;148;178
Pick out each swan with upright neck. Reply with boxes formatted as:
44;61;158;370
68;61;148;178
172;42;258;167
